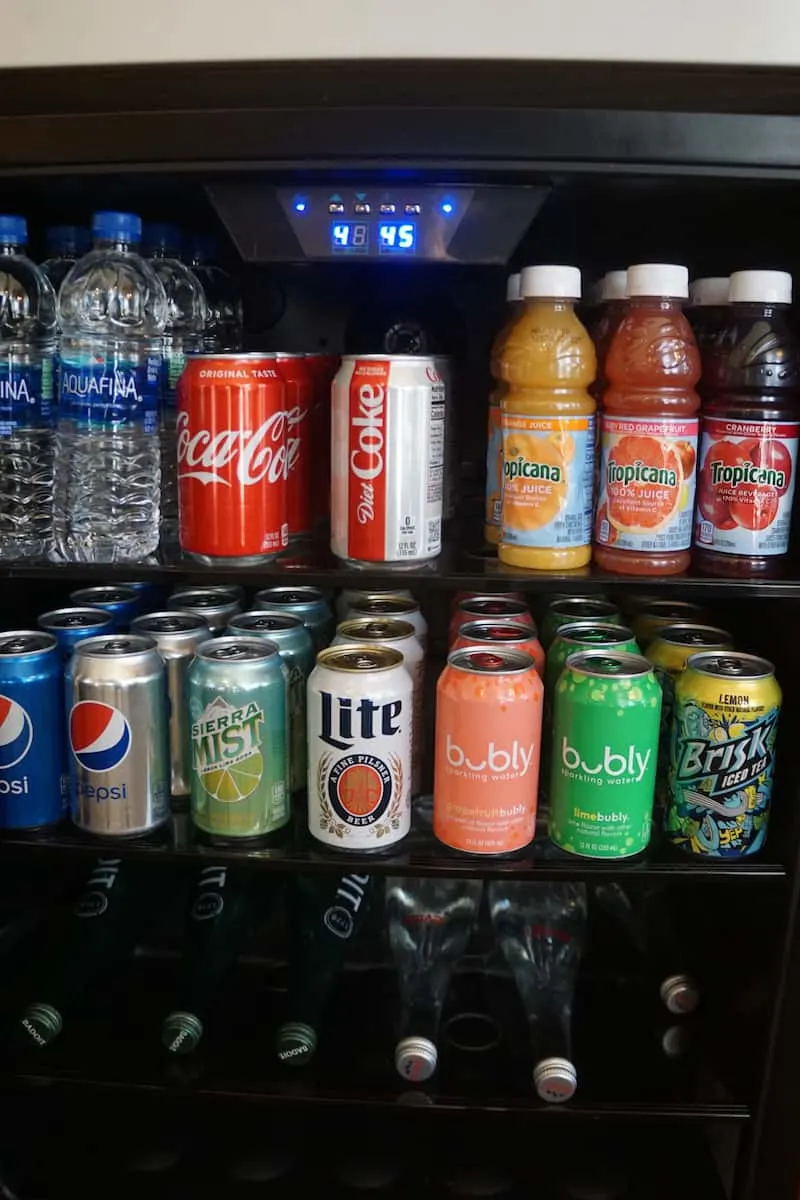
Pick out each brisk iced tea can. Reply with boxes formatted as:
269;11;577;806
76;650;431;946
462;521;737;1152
275;352;315;540
333;617;425;795
666;652;780;859
177;354;289;564
188;638;289;840
331;354;445;566
346;594;428;652
549;651;661;859
227;612;315;794
646;623;733;806
307;645;412;851
433;648;543;855
254;586;334;652
448;595;534;649
540;597;622;650
451;619;545;680
632;600;707;650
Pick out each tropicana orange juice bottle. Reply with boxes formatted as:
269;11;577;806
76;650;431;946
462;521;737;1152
498;266;597;571
484;272;522;544
593;263;700;576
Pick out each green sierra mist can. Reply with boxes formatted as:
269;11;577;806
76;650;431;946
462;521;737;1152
549;650;661;859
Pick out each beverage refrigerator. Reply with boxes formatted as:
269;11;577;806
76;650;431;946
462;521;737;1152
0;57;798;1200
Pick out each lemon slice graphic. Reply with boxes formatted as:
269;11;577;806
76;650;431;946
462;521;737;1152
201;751;264;803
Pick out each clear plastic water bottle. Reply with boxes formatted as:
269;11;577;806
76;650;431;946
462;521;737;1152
187;234;243;352
0;215;57;560
41;225;91;294
55;211;167;563
143;223;206;547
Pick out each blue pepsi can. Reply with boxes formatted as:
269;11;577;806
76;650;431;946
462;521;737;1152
38;608;115;660
116;581;164;616
0;632;63;830
69;586;140;631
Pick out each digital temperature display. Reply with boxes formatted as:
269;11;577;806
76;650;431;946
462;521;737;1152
331;222;369;254
329;219;417;256
378;222;417;253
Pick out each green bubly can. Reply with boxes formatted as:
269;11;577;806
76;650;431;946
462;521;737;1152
188;637;289;840
540;598;623;651
549;650;662;859
545;621;639;706
228;612;315;794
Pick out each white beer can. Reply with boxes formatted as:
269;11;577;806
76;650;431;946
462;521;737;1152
333;617;425;796
331;355;445;566
307;645;413;851
435;355;457;520
335;587;413;621
344;594;428;652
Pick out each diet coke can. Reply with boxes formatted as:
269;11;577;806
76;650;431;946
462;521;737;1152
177;354;289;565
331;355;445;567
275;352;315;540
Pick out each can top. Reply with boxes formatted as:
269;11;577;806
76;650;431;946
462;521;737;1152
197;636;282;664
349;595;420;617
38;608;115;631
132;612;211;636
566;651;654;679
458;620;537;644
167;591;240;613
686;651;775;680
0;631;57;657
70;585;138;605
336;618;416;643
341;353;437;364
256;586;325;606
651;623;732;649
458;596;530;620
638;599;705;619
317;645;404;673
548;597;618;619
556;621;635;647
449;648;535;675
73;635;158;659
229;612;304;633
173;583;244;603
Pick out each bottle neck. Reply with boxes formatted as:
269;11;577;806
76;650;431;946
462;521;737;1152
627;295;685;312
523;297;577;312
93;236;140;254
730;300;789;319
0;240;24;255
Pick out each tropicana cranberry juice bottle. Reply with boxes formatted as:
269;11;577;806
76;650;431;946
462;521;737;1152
693;270;800;577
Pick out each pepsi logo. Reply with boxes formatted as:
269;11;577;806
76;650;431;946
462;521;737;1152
0;695;33;770
70;702;131;773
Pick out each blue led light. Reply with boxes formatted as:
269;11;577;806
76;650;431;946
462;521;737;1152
441;200;454;215
294;199;307;213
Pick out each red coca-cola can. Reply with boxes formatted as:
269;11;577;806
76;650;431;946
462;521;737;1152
177;354;289;564
305;352;340;528
275;352;315;540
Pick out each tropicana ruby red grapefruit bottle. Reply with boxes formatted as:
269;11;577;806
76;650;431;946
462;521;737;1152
594;263;701;576
693;270;800;577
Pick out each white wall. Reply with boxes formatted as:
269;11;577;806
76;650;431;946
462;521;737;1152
1;0;798;68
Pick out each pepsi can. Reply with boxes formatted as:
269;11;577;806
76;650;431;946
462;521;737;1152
38;608;115;660
69;586;140;631
67;635;170;838
131;612;213;798
254;586;334;652
0;632;63;830
117;581;165;615
172;583;246;606
167;589;242;635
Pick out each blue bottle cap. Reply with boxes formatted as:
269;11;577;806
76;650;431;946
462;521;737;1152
143;222;183;256
46;224;91;256
92;211;142;244
0;215;28;245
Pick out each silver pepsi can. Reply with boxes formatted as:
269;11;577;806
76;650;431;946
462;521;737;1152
172;583;246;606
38;608;115;660
228;611;315;793
67;635;170;838
69;586;140;631
167;588;242;634
131;612;214;798
253;586;334;651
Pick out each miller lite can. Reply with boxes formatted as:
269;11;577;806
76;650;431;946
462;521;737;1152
307;645;413;851
331;354;445;567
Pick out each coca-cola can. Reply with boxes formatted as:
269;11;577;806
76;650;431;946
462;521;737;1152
305;353;340;528
331;355;445;567
177;354;289;565
275;352;315;540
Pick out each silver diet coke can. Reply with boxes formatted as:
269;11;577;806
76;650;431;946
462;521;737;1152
307;645;413;851
331;355;445;567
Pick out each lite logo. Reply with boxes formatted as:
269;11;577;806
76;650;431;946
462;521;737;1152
323;873;370;939
561;738;651;783
319;691;402;751
73;857;122;919
445;734;534;776
70;702;131;773
176;409;289;487
0;695;33;775
190;865;229;922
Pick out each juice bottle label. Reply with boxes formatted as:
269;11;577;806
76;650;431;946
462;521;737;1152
595;416;698;552
694;417;800;557
484;402;502;530
500;413;594;549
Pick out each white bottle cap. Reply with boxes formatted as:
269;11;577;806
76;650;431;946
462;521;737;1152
395;1035;438;1081
600;270;628;302
689;277;730;307
520;265;581;300
506;272;521;303
532;1056;578;1103
660;973;700;1015
627;264;689;300
728;269;792;305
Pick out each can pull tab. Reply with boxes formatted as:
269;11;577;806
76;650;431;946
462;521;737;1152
101;639;136;654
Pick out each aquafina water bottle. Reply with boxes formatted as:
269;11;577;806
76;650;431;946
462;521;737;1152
41;225;91;294
0;215;57;560
54;211;167;563
143;223;206;548
187;235;243;352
